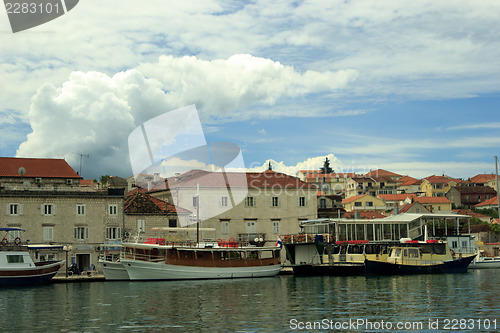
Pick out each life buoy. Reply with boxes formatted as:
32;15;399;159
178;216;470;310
228;237;235;242
1;238;7;246
14;237;21;245
450;249;455;256
216;238;223;244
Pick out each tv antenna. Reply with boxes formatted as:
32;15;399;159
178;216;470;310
74;153;89;177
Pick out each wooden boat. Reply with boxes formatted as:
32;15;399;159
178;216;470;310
365;240;476;275
100;235;281;281
0;228;64;287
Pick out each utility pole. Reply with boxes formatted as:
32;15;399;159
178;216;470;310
495;156;500;220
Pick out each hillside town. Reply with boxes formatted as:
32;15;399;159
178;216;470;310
1;156;499;274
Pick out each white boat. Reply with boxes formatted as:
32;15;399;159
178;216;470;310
0;228;64;287
99;258;130;280
115;239;281;281
469;252;500;269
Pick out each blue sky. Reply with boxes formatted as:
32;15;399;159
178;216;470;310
1;1;499;180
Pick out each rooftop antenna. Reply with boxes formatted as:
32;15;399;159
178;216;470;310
75;153;89;178
18;167;26;178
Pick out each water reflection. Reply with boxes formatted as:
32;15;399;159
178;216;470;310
0;271;498;332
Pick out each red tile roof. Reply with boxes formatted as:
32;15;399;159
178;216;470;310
365;169;402;178
397;176;422;187
0;157;81;179
452;209;490;219
423;175;465;185
469;174;496;184
125;192;191;215
165;170;316;190
475;196;498;207
342;194;370;204
378;193;416;202
398;202;430;214
414;196;451;204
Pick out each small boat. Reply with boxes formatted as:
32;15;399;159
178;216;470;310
365;240;476;275
0;228;65;287
98;245;130;280
469;251;500;269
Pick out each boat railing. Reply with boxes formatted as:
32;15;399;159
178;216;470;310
282;234;333;244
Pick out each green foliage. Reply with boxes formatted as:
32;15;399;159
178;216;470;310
472;208;499;219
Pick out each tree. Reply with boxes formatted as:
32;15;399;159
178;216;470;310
320;157;333;174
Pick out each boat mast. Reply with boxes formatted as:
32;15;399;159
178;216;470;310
196;182;200;244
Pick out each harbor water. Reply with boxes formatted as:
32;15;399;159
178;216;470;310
0;270;498;332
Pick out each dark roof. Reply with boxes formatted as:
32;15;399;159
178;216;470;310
0;157;81;179
452;185;497;195
125;192;191;215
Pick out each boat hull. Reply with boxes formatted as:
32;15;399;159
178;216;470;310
121;259;281;280
469;257;500;269
365;255;475;275
0;261;64;287
292;263;365;276
98;260;130;280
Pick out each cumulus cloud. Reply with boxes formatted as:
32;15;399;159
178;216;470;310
246;154;341;176
16;55;355;178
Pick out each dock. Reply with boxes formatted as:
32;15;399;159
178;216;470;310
51;273;105;283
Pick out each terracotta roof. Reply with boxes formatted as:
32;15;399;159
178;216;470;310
398;202;423;214
125;192;191;215
350;177;373;183
397;176;422;187
0;157;81;179
470;174;496;183
475;196;498;207
342;194;370;204
165;170;316;190
414;196;451;204
423;175;465;185
452;209;490;219
365;169;402;178
378;193;416;202
344;211;386;219
452;185;497;194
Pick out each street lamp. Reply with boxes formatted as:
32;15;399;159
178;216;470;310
63;245;72;277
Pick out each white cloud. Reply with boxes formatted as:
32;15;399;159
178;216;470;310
447;123;500;130
246;154;341;176
15;55;354;178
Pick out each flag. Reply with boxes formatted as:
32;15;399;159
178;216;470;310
275;236;283;249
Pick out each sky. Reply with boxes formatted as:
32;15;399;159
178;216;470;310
1;0;500;180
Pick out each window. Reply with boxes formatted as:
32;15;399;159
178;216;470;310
43;227;54;241
76;204;85;216
298;197;307;207
461;241;468;248
271;197;279;207
221;221;229;235
8;203;23;216
452;241;458;248
366;201;373;207
245;197;255;207
41;204;55;216
137;219;146;233
169;219;177;228
74;227;89;240
7;255;24;263
320;198;326;209
220;196;229;207
106;227;121;240
108;205;118;216
272;221;280;234
354;202;362;207
192;196;199;207
438;206;441;211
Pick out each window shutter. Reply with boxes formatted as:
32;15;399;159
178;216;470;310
19;204;24;215
53;204;57;216
74;228;77;239
6;204;9;215
85;227;89;239
41;204;44;215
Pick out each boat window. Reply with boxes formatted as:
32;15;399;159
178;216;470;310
432;244;446;255
393;248;401;257
419;244;433;254
403;249;408;257
409;249;419;258
7;255;24;263
339;245;347;254
365;245;376;255
348;245;363;254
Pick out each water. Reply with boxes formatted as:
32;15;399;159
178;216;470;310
0;270;499;332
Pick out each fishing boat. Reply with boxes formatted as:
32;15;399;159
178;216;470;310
0;228;64;287
100;228;281;281
365;240;476;275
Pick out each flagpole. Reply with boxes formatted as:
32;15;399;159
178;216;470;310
495;156;500;221
196;183;200;244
